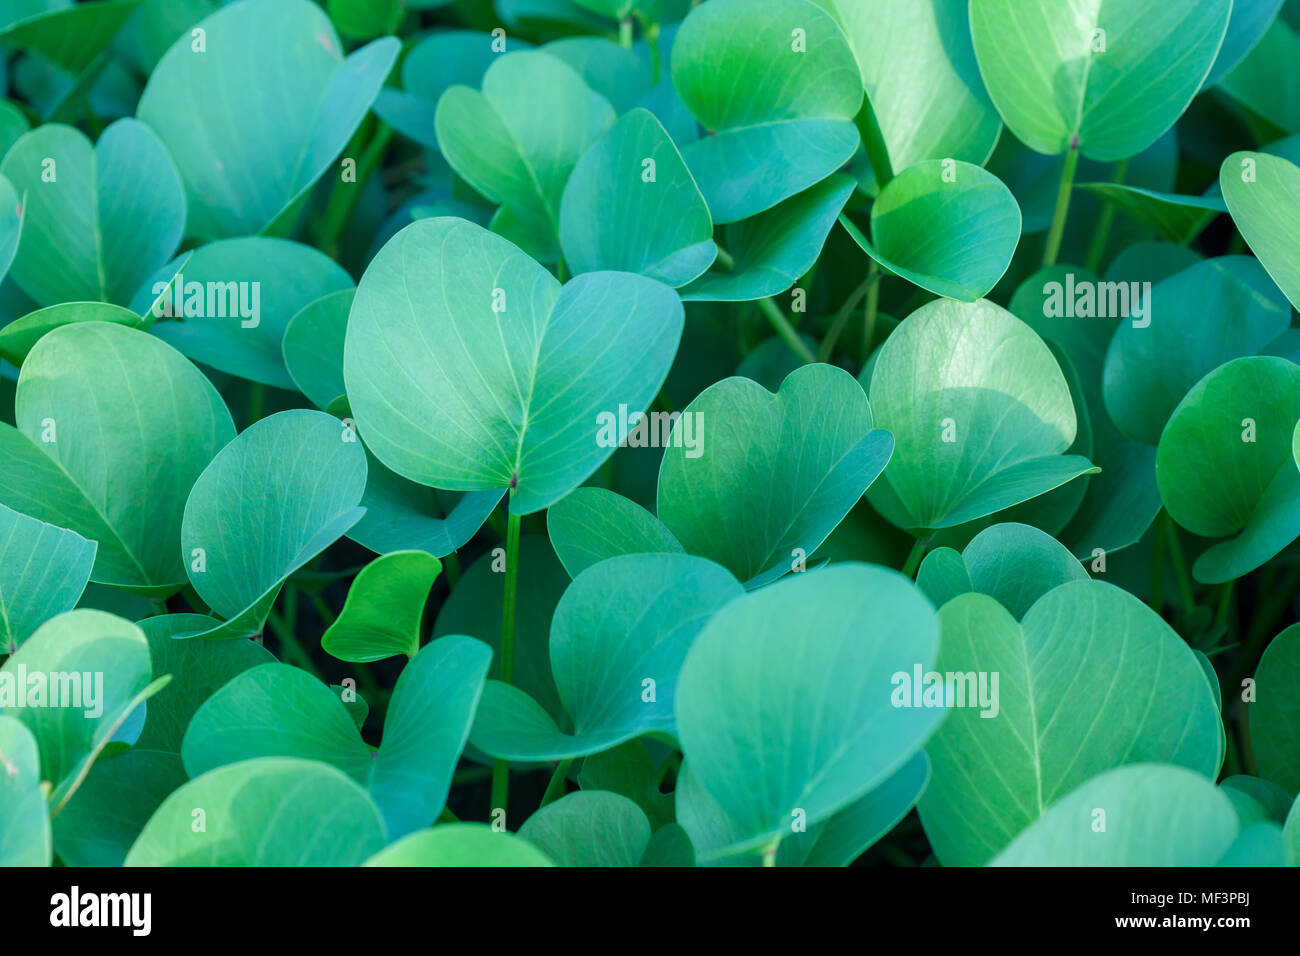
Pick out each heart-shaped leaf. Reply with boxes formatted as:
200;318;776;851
919;583;1223;866
344;217;683;515
125;757;387;866
364;823;554;866
814;0;1001;186
1104;257;1291;445
1156;357;1300;583
657;363;893;587
676;563;941;858
322;550;443;663
670;0;862;223
470;553;742;761
990;764;1238;867
917;522;1087;619
179;409;367;639
282;289;352;409
840;160;1021;301
131;237;354;390
0;301;142;367
0;502;95;653
519;790;651;866
1252;623;1300;796
137;0;399;239
435;50;615;260
547;486;683;578
184;635;490;839
0;322;234;592
0;715;50;866
0;119;183;307
1221;151;1300;312
681;175;854;302
559;108;714;286
0;609;168;810
970;0;1231;161
867;298;1095;531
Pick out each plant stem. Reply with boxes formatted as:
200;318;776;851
1150;513;1166;613
319;120;394;259
452;765;494;787
1161;511;1195;614
266;608;323;681
1214;580;1235;630
756;297;816;364
247;381;264;428
490;496;523;821
855;98;893;191
1042;137;1080;268
901;538;927;579
761;836;781;867
438;806;460;823
540;759;574;808
1084;158;1129;273
818;271;879;363
862;260;882;367
618;17;633;49
714;246;735;271
443;550;461;590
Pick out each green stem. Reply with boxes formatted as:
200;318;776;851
443;550;461;591
266;609;323;681
756;297;816;364
1150;512;1166;614
438;806;460;823
901;538;927;579
1214;580;1235;630
818;271;879;363
618;17;633;49
761;836;781;868
307;590;337;628
540;758;574;808
319;121;394;258
714;246;735;271
861;261;882;367
247;381;265;428
452;765;493;787
490;495;523;821
855;98;893;191
1162;511;1195;614
1042;138;1080;268
1084;158;1129;273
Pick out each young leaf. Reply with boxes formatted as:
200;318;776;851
125;757;388;866
344;217;683;515
1220;151;1300;312
519;790;651;866
136;0;399;239
322;550;443;663
282;289;353;410
0;301;142;367
1075;183;1225;245
547;487;684;579
0;322;235;592
0;715;50;866
364;823;554;867
1251;623;1300;796
0;502;95;653
179;409;367;639
970;0;1231;160
657;364;893;587
670;0;862;222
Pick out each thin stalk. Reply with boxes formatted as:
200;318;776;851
1042;137;1081;268
540;759;574;808
618;17;633;49
855;99;893;191
490;495;523;820
247;381;265;428
443;550;462;590
714;246;735;271
861;261;882;367
1214;580;1235;630
760;836;781;868
756;297;816;364
266;608;323;681
1084;158;1129;273
319;121;394;258
452;765;494;787
1161;511;1196;614
818;271;879;363
438;806;460;823
1150;513;1166;614
901;538;927;579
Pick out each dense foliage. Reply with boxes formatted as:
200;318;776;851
0;0;1299;869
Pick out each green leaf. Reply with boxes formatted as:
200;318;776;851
814;0;1001;184
364;823;554;866
0;119;183;307
0;715;50;866
137;0;399;239
990;764;1238;866
919;584;1223;866
1205;0;1285;87
840;160;1020;301
344;217;683;515
0;172;23;287
0;609;164;808
559;108;714;286
0;0;140;74
658;364;893;587
1221;151;1300;312
1076;183;1225;245
918;522;1087;619
970;0;1231;161
577;739;674;830
547;486;683;578
680;175;854;302
184;635;490;839
434;50;615;260
1217;822;1288;867
1286;796;1300;864
0;502;95;653
676;563;941;858
1252;623;1300;796
282;289;352;410
133;237;355;390
1155;357;1300;583
670;0;862;222
1221;774;1293;822
0;301;141;367
1104;257;1290;445
327;0;402;40
125;757;387;866
1218;19;1300;134
0;322;234;591
179;409;367;639
867;298;1095;531
519;790;651;866
322;550;442;663
470;553;742;761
